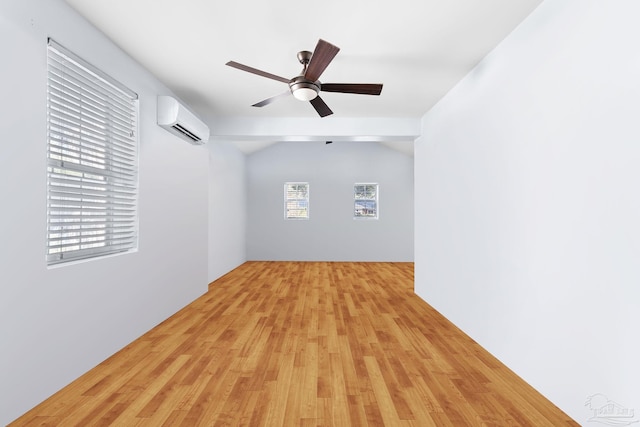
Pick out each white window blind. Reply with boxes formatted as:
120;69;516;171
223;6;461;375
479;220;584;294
284;183;309;219
354;183;378;219
46;39;139;265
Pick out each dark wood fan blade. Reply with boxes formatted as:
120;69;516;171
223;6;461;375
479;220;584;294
321;83;383;95
252;90;291;107
226;61;290;84
304;39;340;82
310;96;333;117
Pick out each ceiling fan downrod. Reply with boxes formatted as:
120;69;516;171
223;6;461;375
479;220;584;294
290;50;319;101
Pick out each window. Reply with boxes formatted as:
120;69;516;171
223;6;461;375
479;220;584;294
284;183;309;219
46;39;139;265
354;183;378;219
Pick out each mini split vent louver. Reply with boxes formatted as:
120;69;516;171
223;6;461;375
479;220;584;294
172;123;202;142
157;96;210;145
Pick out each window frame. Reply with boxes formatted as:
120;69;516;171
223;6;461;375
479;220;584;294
46;38;139;266
353;183;379;220
284;182;310;220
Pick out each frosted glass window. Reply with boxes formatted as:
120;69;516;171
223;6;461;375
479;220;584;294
285;183;309;219
354;183;378;219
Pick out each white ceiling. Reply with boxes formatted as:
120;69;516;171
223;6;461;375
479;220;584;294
63;0;541;122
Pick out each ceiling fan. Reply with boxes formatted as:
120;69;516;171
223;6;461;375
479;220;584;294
226;39;383;117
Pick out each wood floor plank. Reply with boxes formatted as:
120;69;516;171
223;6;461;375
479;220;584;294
9;262;578;426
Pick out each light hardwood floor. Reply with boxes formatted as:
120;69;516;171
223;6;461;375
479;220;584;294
11;262;577;426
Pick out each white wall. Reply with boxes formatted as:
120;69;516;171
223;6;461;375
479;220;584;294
208;142;247;282
416;0;640;422
0;1;209;424
247;141;413;261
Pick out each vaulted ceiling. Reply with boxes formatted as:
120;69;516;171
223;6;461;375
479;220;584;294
63;0;542;122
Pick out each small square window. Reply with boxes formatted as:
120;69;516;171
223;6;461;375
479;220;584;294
285;182;309;219
354;184;378;219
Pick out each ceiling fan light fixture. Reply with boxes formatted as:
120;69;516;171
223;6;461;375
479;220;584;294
289;77;319;101
292;86;318;101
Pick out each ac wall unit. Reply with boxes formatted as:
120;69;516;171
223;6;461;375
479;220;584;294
157;96;210;145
